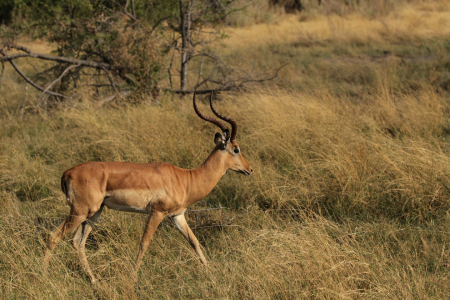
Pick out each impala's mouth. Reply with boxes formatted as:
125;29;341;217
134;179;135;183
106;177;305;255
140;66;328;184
237;169;252;176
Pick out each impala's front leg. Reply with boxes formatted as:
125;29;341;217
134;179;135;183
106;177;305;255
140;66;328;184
173;213;207;265
134;210;166;272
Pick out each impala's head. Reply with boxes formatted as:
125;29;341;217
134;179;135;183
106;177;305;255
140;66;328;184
193;92;252;176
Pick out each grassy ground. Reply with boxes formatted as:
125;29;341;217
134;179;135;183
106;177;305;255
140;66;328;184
1;1;450;299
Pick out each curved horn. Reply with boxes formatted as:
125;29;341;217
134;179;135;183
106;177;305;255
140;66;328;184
209;92;237;143
193;91;228;133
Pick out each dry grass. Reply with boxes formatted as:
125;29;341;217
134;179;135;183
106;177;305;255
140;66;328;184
224;2;450;46
1;1;450;299
218;2;450;97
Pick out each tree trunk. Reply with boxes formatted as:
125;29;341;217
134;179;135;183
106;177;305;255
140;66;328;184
130;0;136;30
180;0;191;94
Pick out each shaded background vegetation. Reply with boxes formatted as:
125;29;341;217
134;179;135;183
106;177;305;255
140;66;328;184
1;0;450;298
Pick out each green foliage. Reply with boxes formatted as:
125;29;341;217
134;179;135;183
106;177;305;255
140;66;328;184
14;0;100;23
135;0;179;24
3;0;243;96
4;0;165;93
0;0;15;24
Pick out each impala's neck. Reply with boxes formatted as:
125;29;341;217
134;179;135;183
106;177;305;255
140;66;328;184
185;146;229;207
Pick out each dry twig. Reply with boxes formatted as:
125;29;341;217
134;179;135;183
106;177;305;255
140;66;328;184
0;49;68;98
0;44;122;71
37;64;79;103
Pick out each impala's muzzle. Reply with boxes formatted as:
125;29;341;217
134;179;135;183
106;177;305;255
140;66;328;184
237;168;252;176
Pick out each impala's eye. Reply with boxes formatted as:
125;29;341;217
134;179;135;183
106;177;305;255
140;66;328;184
234;148;240;154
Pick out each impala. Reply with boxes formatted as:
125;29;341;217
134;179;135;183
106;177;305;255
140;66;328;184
43;92;252;283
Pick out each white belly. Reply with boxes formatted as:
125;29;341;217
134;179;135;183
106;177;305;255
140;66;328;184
103;200;149;214
103;189;162;214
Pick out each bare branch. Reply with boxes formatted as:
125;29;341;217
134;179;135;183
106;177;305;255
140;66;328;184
195;63;219;89
97;90;132;106
0;50;68;98
20;85;27;120
163;63;288;95
187;52;218;63
34;65;60;79
186;206;224;213
105;1;167;36
149;17;170;35
107;0;140;24
130;0;136;18
168;41;177;90
0;61;4;91
1;44;122;71
196;54;204;87
101;66;119;94
233;63;288;89
81;84;116;88
37;64;79;102
161;87;234;95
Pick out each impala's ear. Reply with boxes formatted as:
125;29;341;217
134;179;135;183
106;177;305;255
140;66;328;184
222;129;230;142
214;132;223;145
214;132;229;150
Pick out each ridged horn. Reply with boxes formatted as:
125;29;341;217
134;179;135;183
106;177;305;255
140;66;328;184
193;91;229;134
209;92;237;143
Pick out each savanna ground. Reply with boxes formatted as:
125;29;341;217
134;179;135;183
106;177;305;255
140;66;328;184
1;1;450;299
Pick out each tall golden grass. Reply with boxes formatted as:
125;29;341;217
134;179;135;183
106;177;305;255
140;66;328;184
1;1;450;298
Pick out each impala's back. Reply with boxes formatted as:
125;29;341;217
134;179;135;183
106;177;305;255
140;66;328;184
62;161;191;216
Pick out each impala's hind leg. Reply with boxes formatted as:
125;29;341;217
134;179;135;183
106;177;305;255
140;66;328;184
73;205;104;283
44;208;87;266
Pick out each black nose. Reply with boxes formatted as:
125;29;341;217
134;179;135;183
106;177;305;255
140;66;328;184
251;168;253;173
